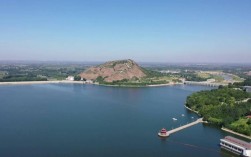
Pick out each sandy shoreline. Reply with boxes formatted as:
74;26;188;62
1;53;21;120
0;81;182;87
0;80;85;85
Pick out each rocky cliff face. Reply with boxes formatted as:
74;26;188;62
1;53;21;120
79;59;146;82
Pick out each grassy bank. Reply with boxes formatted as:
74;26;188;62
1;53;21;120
186;86;251;136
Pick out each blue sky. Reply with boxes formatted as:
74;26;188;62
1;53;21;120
0;0;251;63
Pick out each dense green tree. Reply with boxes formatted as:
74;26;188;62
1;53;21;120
74;75;81;81
95;76;104;83
218;85;224;89
186;86;251;135
247;119;251;125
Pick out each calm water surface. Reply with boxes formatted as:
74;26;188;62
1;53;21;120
0;84;247;157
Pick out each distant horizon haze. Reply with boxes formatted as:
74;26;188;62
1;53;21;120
0;51;251;64
0;59;251;65
0;0;251;63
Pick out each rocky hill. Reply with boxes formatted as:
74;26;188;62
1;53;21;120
79;59;146;82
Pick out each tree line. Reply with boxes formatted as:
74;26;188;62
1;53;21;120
186;86;251;135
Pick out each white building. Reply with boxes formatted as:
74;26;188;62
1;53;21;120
66;76;74;81
206;79;216;83
85;80;93;84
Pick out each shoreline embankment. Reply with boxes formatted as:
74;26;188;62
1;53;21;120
221;127;251;140
0;80;226;87
0;81;182;87
98;82;182;88
184;105;251;140
184;105;199;114
0;80;85;85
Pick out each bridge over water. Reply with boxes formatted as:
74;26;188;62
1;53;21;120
168;118;204;135
184;81;224;87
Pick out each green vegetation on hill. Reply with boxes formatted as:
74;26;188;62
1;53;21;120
95;76;170;87
94;68;179;86
102;79;169;86
186;87;251;135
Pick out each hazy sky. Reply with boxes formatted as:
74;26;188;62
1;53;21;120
0;0;251;63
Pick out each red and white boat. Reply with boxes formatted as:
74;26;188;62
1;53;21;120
158;128;169;137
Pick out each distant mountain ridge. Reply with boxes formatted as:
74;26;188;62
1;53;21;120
79;59;146;82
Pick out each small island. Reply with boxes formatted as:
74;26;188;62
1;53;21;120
186;79;251;136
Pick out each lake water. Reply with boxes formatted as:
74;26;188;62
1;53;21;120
0;84;247;157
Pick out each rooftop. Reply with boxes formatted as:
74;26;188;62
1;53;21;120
224;136;251;149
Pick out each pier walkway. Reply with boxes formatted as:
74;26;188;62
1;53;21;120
168;118;204;134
